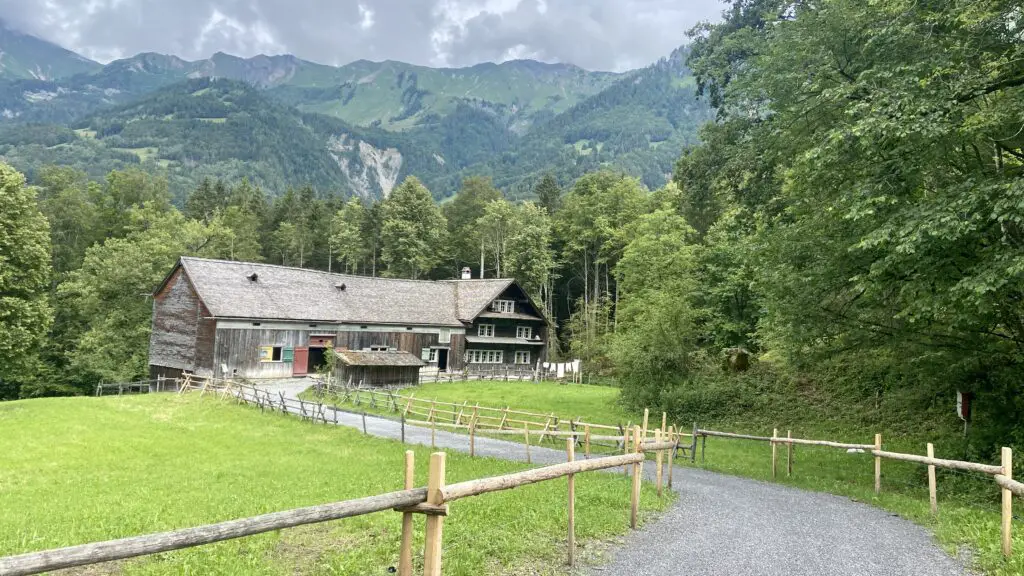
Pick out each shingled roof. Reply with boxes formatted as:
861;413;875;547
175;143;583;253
163;257;527;326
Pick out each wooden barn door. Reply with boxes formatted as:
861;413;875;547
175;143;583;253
292;347;309;376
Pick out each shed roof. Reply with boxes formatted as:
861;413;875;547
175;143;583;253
335;350;426;367
164;257;527;326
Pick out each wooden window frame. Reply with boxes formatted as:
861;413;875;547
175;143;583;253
516;325;532;339
468;350;503;364
514;351;531;365
478;324;495;337
490;300;515;313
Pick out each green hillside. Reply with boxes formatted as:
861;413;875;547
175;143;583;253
455;47;711;195
0;30;710;201
0;21;100;80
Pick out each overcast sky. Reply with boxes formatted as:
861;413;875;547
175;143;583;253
1;0;724;72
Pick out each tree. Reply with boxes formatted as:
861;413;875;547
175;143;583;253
380;177;447;279
443;177;502;276
35;166;101;276
503;202;555;302
59;205;236;384
533;173;562;215
0;163;53;399
184;178;230;223
477;199;518;278
332;198;369;273
610;208;700;409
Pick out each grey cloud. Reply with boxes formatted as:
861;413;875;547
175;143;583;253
0;0;722;71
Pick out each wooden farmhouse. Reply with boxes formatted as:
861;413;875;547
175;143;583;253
148;257;548;384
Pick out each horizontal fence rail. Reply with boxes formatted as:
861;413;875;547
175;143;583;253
96;374;1024;561
0;410;672;576
695;427;1019;557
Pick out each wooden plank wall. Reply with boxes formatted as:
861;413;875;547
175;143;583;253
213;328;443;379
149;268;200;372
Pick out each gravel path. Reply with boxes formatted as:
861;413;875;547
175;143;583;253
260;380;966;576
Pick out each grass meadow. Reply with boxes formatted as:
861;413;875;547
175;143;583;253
0;393;669;575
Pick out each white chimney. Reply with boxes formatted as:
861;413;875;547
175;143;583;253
461;267;472;280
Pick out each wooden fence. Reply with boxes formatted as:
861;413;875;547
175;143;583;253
94;377;180;397
312;380;698;460
0;385;676;576
696;428;1023;557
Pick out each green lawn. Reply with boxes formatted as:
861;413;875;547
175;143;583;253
0;394;670;575
311;379;1022;575
314;381;632;426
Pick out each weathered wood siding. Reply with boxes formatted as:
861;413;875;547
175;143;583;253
213;327;308;379
449;334;466;371
463;284;548;367
337;365;421;387
149;268;201;372
213;324;453;379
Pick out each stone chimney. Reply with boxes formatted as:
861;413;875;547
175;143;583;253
461;267;472;280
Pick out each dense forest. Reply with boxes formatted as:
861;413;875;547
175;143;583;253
1;0;1022;466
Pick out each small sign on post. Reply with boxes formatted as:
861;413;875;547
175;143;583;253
957;391;973;439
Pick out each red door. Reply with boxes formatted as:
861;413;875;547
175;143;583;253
293;347;309;376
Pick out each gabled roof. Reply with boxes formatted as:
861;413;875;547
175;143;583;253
158;257;535;327
335;350;425;367
441;278;514;322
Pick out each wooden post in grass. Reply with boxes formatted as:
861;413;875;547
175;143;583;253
642;409;649;441
667;425;675;489
874;434;882;495
423;452;447;576
661;412;667;438
524;422;531;464
623;426;631;477
399;451;415;576
1002;447;1013;557
631;425;642;529
927;443;937;515
431;418;436;449
469;417;476;457
787;430;793;477
772;428;778;481
404;393;415;416
566;438;576;567
584;424;591;459
655;429;664;497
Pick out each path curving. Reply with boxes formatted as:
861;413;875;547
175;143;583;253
259;380;966;576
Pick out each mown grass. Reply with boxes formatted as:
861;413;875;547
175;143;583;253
0;394;670;575
312;380;630;426
309;379;1024;575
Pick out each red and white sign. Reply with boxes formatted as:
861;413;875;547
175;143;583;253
956;391;972;422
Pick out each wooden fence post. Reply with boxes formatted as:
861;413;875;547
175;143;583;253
1002;447;1013;557
524;422;531;464
566;438;576;567
642;409;649;442
874;433;882;495
423;452;447;576
631;425;642;529
584;424;591;459
667;425;675;489
691;422;699;463
623;426;631;477
399;451;415;576
927;443;937;515
431;418;436;449
470;417;476;457
772;428;778;481
655;429;664;497
787;430;793;477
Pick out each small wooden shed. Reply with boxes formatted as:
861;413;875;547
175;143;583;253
334;350;425;387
